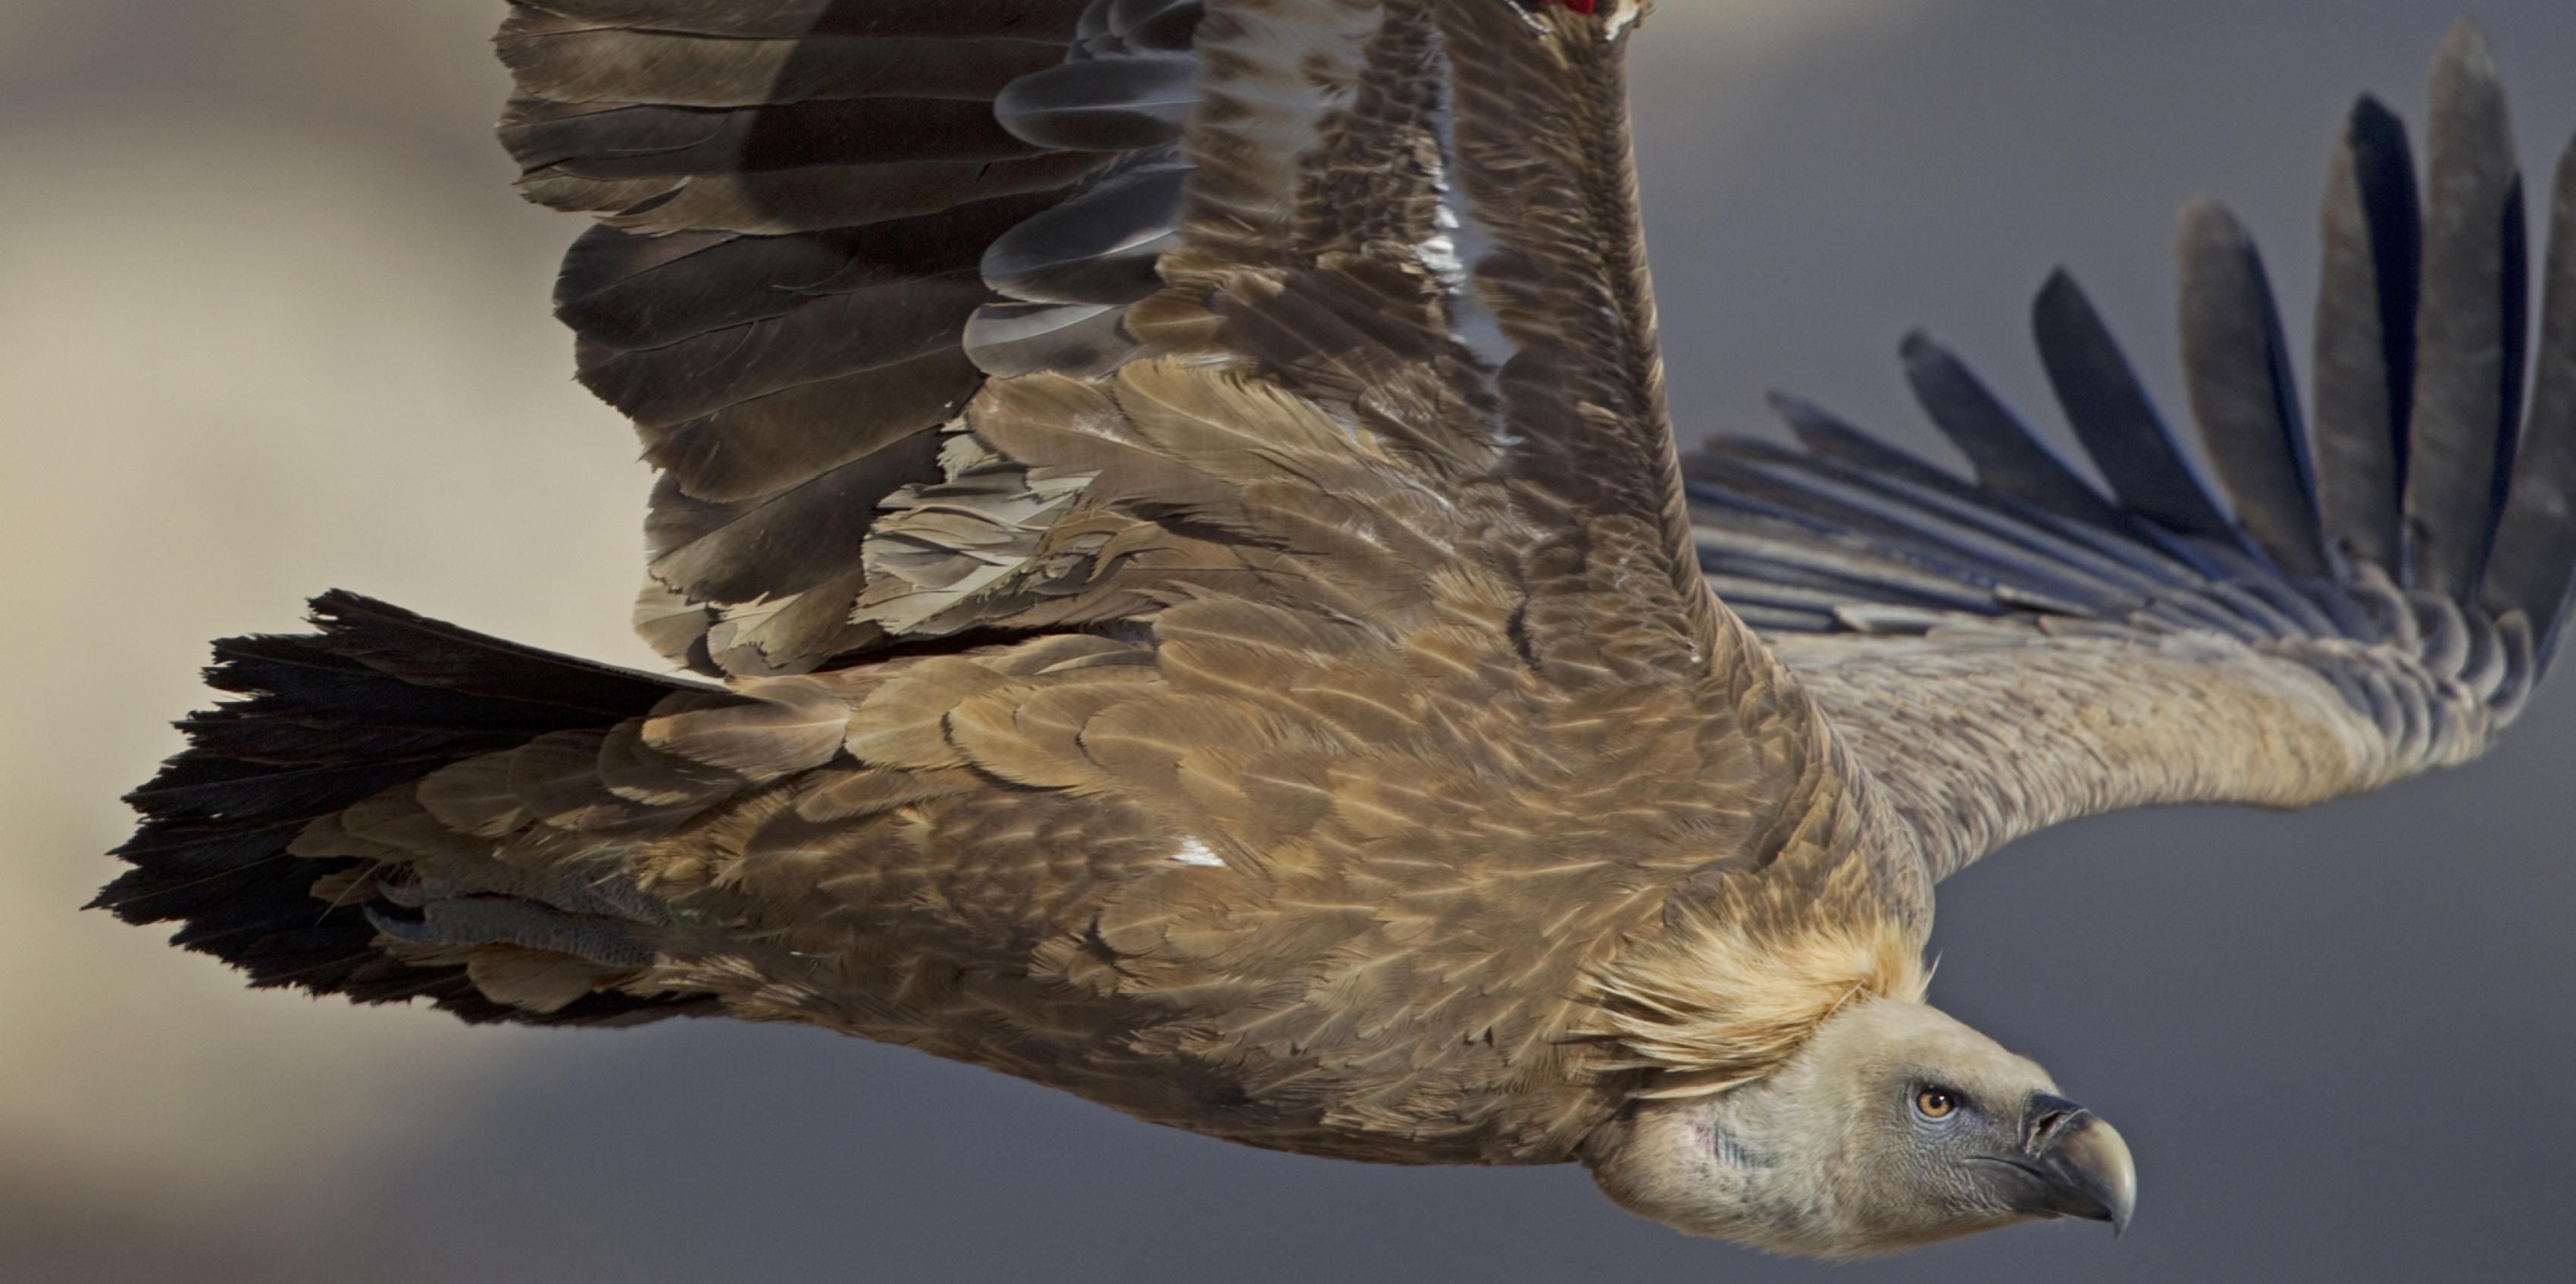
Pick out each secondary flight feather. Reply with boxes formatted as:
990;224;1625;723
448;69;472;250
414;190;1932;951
99;1;2573;1258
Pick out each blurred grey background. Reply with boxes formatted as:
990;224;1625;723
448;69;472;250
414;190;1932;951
5;2;2573;1281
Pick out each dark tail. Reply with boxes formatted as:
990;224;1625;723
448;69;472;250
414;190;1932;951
98;590;712;1025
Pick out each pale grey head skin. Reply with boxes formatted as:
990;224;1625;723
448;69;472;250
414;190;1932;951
1582;997;2136;1258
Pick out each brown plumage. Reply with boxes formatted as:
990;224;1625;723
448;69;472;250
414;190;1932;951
98;2;2575;1257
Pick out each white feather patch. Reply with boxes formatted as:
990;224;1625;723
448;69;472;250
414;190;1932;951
1167;837;1225;868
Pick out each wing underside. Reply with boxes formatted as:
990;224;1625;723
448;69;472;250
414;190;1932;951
1684;26;2576;877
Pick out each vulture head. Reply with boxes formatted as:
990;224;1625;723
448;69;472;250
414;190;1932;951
1582;997;2135;1257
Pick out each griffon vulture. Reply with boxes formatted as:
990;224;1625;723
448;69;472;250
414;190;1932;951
98;0;2576;1259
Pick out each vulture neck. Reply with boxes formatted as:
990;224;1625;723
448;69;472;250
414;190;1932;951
1585;728;1933;1099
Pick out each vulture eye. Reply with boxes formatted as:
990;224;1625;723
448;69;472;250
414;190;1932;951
1913;1087;1961;1122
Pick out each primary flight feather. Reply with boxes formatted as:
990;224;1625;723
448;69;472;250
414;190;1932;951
99;1;2575;1258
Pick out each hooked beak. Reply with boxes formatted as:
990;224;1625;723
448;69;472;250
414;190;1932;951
1987;1092;2137;1235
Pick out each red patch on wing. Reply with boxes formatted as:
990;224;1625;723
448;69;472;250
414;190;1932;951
1565;0;1598;12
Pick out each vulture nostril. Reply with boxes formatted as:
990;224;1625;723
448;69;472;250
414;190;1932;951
2024;1092;2091;1149
2027;1109;2071;1150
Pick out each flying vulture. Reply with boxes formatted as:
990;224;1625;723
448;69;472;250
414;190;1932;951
99;0;2576;1259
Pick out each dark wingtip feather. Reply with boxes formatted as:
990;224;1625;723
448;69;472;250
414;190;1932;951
2484;133;2576;669
1897;328;2123;526
2032;268;2246;547
2312;94;2421;572
2400;19;2525;600
2177;198;2329;578
1767;390;2009;500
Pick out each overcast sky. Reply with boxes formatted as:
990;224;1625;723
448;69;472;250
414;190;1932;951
5;3;2573;1281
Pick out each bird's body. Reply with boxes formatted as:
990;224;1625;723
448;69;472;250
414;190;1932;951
99;0;2572;1257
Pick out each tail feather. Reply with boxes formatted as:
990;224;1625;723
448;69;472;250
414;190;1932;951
100;590;716;1026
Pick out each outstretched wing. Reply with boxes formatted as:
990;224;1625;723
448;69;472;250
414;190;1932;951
1688;25;2576;879
501;0;1717;679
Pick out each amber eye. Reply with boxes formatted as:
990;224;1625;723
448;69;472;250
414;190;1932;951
1914;1087;1961;1122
